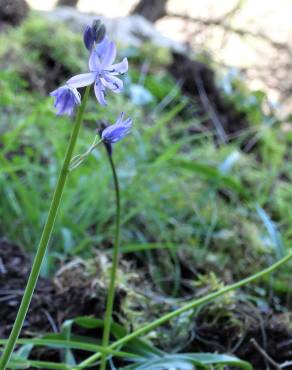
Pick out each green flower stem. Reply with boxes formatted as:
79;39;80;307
100;150;121;370
0;86;91;370
76;251;292;369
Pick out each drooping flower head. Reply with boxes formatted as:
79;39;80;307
67;37;128;106
101;112;132;143
50;85;81;116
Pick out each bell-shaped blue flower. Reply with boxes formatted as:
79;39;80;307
67;37;128;106
50;85;81;116
102;112;132;143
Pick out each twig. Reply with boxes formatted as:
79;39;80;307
219;0;246;21
251;338;281;369
193;71;227;144
167;12;291;54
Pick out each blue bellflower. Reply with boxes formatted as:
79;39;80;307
102;112;132;143
67;37;128;106
50;85;81;116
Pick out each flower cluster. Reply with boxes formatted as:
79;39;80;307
50;19;132;145
67;37;128;106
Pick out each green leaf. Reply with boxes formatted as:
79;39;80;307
15;344;34;360
145;102;187;138
71;317;163;358
118;242;178;254
171;158;248;197
256;205;286;259
121;353;252;370
8;357;70;370
0;337;136;358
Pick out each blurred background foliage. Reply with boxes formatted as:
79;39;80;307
0;14;291;297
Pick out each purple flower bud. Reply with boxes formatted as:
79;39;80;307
83;25;94;51
50;85;81;116
91;19;106;44
101;112;132;144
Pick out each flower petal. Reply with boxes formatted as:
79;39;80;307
50;85;80;116
95;37;110;58
106;58;128;75
50;86;65;97
115;111;125;125
101;74;123;93
89;50;102;71
101;114;132;143
67;73;96;88
94;81;107;105
71;88;81;104
101;40;117;67
121;117;132;128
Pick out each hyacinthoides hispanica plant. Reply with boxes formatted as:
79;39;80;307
0;19;292;370
0;20;131;370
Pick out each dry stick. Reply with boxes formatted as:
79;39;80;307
167;12;291;52
75;252;292;369
250;339;281;370
193;71;227;144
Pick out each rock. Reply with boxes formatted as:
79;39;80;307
40;7;187;54
0;0;29;27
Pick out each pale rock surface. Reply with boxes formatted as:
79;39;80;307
40;6;187;53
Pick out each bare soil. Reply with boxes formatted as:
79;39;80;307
0;240;291;369
169;52;249;141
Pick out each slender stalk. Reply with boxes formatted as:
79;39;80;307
0;86;91;370
100;149;121;370
76;252;292;369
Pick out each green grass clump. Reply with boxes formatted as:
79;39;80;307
0;14;87;93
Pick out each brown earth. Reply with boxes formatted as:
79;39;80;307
0;240;291;369
169;52;249;142
0;239;105;338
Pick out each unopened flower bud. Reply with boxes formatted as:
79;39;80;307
83;25;94;51
91;19;106;44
